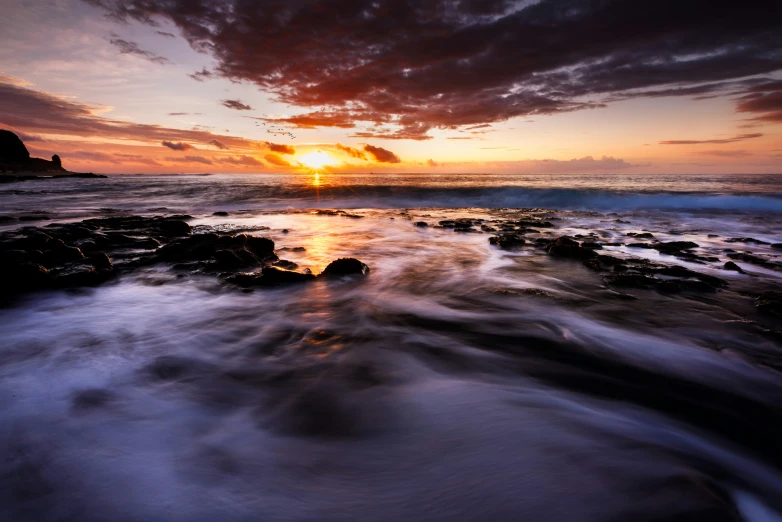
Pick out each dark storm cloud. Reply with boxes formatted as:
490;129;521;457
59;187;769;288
659;133;763;145
209;139;228;150
0;78;256;149
108;37;170;64
364;145;401;163
266;142;296;155
85;0;782;139
221;99;253;111
161;141;192;151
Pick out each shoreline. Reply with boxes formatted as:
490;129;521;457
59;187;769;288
0;172;107;183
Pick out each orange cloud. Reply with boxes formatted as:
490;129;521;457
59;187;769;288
336;144;367;160
266;142;296;155
363;144;401;163
162;141;193;151
264;153;292;167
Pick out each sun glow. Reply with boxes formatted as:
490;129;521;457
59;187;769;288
298;150;335;171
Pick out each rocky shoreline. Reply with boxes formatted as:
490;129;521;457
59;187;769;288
0;214;369;300
1;129;107;182
3;208;780;324
0;172;108;183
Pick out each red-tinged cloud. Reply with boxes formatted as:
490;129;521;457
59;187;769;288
162;141;193;151
264;111;357;129
264;153;292;167
659;133;763;145
363;144;401;163
427;159;438;167
165;155;213;165
0;77;259;150
221;99;253;111
336;144;367;160
209;139;228;150
85;0;782;139
736;87;782;122
216;155;264;166
266;142;295;155
693;150;753;157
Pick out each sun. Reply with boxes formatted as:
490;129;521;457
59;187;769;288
298;150;335;171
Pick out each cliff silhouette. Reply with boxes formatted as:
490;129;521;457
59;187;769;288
0;129;67;173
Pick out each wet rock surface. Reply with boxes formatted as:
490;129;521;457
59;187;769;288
0;215;370;298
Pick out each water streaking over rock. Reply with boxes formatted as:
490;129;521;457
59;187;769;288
1;173;781;521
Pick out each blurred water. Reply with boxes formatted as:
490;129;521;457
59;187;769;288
1;175;782;521
2;173;782;223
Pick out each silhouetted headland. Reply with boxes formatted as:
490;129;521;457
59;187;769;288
0;129;106;182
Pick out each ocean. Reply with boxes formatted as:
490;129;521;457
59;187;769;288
1;172;781;521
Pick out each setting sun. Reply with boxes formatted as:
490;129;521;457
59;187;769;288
298;150;335;171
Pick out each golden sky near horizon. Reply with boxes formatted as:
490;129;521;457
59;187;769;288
1;0;781;175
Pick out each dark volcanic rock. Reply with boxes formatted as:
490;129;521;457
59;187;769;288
489;234;526;250
724;261;745;273
653;241;699;254
727;252;782;272
546;236;597;260
0;129;67;173
227;267;316;287
725;237;770;245
1;214;369;297
0;129;30;161
261;266;317;285
321;258;370;277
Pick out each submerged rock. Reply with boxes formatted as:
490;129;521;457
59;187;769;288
546;236;597;260
727;252;782;272
321;258;370;277
489;234;526;250
725;237;770;245
724;261;745;273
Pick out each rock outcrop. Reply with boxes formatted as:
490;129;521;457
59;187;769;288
0;129;67;173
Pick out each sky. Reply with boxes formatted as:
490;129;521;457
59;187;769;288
1;0;781;174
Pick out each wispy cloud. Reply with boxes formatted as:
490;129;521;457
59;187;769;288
161;141;192;151
109;37;170;64
221;99;253;111
659;133;763;145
